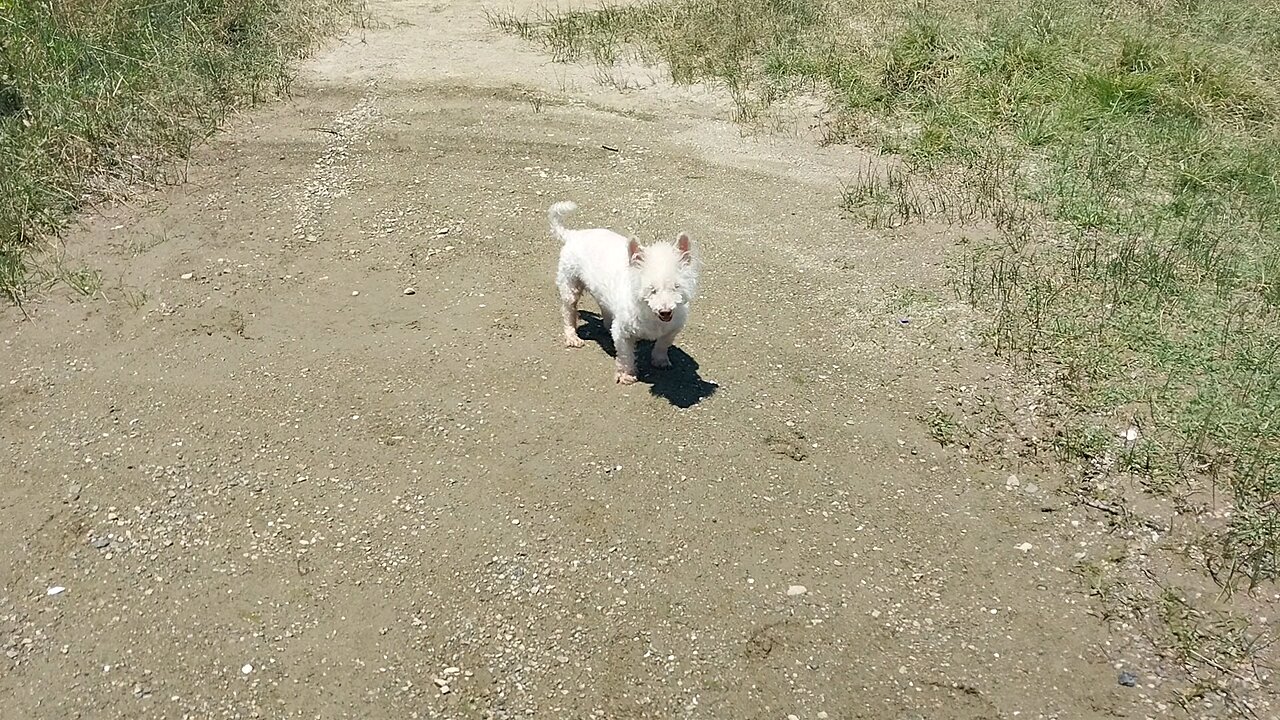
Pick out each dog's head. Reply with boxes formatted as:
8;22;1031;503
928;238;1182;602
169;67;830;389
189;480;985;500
628;233;698;323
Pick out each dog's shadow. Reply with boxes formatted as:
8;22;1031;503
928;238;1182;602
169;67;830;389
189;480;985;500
576;310;719;408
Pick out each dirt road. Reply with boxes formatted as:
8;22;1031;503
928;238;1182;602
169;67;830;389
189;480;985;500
2;2;1155;718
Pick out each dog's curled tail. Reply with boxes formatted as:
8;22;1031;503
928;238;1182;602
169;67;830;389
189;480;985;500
548;200;578;243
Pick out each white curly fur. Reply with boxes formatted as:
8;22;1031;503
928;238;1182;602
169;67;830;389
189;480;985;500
550;201;699;385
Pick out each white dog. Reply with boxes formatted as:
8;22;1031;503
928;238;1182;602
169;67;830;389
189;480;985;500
549;201;699;385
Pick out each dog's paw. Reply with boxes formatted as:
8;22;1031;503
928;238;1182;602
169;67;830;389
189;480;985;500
564;336;586;348
650;355;672;369
615;371;639;385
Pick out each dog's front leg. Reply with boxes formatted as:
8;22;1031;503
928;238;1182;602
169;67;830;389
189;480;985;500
612;328;639;385
651;329;679;368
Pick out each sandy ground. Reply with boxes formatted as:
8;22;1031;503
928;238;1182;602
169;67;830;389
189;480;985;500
0;1;1182;718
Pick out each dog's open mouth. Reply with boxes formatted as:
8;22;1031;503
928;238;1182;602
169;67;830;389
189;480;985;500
657;310;674;322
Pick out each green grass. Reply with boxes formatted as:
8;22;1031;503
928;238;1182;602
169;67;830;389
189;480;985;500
490;0;1280;590
920;406;966;448
0;0;363;304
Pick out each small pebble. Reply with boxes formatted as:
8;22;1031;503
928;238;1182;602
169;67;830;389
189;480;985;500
92;537;110;549
351;290;360;297
180;272;194;280
241;664;253;675
47;586;66;596
786;585;807;596
1015;542;1033;552
403;287;416;295
1118;671;1137;687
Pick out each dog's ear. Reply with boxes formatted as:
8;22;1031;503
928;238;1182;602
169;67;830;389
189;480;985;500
676;233;693;264
628;239;644;266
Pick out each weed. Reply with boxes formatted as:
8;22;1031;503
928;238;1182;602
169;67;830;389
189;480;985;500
1078;555;1273;713
496;3;1280;697
61;266;104;298
493;0;1280;589
1;0;364;286
115;282;150;311
1157;588;1273;701
0;240;29;310
920;407;964;448
1073;557;1135;624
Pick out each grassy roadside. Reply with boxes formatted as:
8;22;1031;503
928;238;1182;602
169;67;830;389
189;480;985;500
0;0;365;306
490;0;1279;705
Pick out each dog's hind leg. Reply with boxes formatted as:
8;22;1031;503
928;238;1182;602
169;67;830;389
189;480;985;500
557;273;586;348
